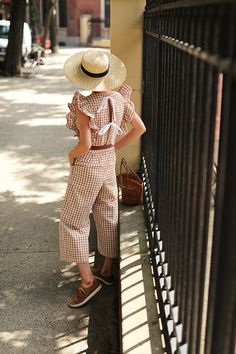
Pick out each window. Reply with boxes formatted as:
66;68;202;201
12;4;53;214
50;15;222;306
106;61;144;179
0;25;9;38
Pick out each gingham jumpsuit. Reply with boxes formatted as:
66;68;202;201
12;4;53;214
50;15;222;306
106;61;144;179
59;84;135;263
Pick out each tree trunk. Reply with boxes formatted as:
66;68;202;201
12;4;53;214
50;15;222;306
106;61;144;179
29;0;41;43
42;0;57;50
3;0;26;76
50;7;59;53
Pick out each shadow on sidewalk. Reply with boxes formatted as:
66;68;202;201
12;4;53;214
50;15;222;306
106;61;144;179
0;191;119;354
59;249;120;354
85;251;120;354
0;47;120;354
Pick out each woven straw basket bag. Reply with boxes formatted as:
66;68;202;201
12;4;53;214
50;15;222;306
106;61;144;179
118;158;143;206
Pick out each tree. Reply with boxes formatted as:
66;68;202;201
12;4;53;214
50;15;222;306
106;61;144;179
49;6;59;53
42;0;58;51
29;0;41;43
3;0;26;76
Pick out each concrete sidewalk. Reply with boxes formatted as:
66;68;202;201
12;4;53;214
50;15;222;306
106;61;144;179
0;48;119;354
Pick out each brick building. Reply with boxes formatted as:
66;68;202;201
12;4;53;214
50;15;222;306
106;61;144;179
0;0;10;20
47;0;110;46
0;0;110;46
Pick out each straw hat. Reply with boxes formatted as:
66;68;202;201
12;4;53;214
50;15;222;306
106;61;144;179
63;50;126;91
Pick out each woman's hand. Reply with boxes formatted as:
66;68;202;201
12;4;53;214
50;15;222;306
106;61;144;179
114;142;120;152
114;112;146;151
68;149;77;165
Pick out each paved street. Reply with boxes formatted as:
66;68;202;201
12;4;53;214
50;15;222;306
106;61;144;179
0;48;119;354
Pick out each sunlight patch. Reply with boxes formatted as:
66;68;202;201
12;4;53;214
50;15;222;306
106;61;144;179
16;118;65;127
0;91;70;105
0;330;31;348
0;151;68;204
55;334;88;354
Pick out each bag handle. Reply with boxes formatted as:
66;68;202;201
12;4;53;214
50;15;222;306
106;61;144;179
120;158;141;181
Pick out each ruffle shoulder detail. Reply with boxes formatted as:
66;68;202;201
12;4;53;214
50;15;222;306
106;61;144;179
116;84;135;135
66;91;80;135
116;84;132;99
77;95;99;133
66;92;98;136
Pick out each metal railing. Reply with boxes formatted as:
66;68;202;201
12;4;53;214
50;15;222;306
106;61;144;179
141;1;236;353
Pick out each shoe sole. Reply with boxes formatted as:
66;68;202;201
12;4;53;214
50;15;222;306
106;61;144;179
68;284;102;308
93;275;114;286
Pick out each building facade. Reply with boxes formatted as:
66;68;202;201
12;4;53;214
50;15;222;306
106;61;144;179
0;0;110;46
0;0;10;20
44;0;110;46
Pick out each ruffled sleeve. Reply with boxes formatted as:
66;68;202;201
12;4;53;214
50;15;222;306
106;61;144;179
77;95;99;133
116;84;136;134
116;84;135;123
66;91;80;136
66;92;98;137
116;83;132;99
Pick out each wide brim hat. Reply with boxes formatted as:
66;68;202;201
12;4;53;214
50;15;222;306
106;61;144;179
63;50;126;91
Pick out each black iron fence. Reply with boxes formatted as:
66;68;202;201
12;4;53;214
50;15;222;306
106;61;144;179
141;1;236;353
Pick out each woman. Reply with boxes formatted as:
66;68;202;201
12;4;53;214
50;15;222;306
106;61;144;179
59;50;146;307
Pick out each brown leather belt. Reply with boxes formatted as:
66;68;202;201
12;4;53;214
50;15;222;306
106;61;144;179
90;144;114;150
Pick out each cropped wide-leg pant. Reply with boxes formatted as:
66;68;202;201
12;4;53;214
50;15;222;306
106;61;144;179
59;149;118;263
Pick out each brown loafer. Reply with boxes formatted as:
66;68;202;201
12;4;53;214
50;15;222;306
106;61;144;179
68;279;102;308
91;268;114;286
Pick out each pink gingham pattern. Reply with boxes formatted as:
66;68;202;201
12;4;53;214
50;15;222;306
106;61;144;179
59;84;135;263
66;84;135;142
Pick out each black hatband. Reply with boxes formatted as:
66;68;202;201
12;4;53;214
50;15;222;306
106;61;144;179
81;63;109;78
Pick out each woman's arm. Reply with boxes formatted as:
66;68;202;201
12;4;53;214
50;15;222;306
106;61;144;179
114;112;146;151
68;106;92;165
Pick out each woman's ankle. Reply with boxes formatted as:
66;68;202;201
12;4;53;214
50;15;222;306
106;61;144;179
101;257;113;276
101;268;112;277
81;277;94;288
76;262;94;287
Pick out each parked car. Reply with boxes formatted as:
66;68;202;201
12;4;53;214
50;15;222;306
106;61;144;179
0;20;32;62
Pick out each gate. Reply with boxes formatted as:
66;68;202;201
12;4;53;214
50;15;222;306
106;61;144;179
141;1;236;353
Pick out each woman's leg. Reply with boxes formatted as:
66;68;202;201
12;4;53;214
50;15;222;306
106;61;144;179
59;164;103;263
59;164;104;306
77;262;94;287
92;165;118;283
101;257;113;276
92;172;119;261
